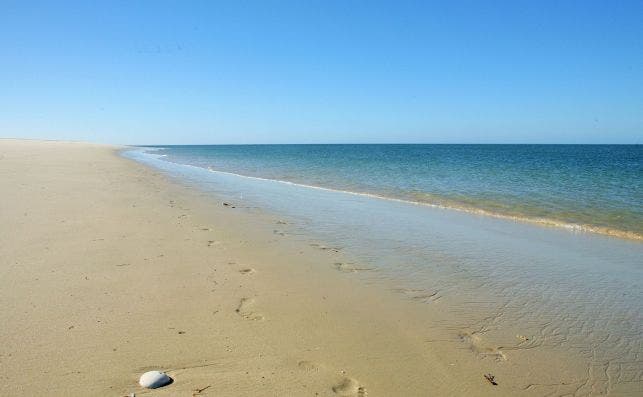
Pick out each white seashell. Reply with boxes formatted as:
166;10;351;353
139;370;172;389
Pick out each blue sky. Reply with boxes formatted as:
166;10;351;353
1;1;641;144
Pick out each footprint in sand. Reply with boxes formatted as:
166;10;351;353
297;361;366;396
333;263;373;273
332;377;367;396
297;360;322;373
393;287;442;303
458;332;506;361
409;291;442;303
235;298;264;321
310;243;342;253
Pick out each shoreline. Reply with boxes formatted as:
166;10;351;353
1;140;639;396
197;166;643;243
140;148;642;243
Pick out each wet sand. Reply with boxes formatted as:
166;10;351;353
0;139;636;396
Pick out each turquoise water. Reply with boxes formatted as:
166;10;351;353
124;145;643;394
146;144;642;239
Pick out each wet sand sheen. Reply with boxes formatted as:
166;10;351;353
1;139;640;396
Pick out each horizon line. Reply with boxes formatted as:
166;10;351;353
133;142;642;146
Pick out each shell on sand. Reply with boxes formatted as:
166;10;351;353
139;370;172;389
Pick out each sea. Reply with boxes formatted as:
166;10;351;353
124;144;642;394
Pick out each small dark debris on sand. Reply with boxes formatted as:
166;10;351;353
484;373;498;385
223;202;236;208
193;385;211;396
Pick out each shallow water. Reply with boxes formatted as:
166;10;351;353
125;147;643;394
145;144;643;240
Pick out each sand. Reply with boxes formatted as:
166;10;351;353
0;139;588;396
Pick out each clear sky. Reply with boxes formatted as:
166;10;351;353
1;1;641;144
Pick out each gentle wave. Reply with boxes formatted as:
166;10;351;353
186;163;642;242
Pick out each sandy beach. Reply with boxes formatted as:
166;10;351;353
3;2;641;395
0;139;633;396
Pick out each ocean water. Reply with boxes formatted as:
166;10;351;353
124;145;643;394
144;144;642;240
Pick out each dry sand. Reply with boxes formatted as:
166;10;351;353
0;139;571;396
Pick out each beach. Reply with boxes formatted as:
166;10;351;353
1;140;640;396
